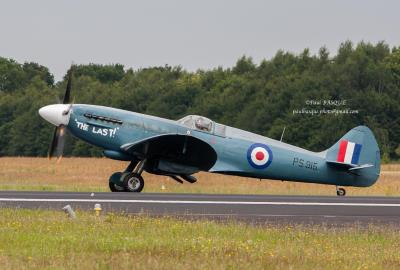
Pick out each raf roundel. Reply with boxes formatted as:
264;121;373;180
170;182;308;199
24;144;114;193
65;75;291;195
247;143;273;169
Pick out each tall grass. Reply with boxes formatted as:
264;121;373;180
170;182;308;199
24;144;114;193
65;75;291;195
1;157;399;195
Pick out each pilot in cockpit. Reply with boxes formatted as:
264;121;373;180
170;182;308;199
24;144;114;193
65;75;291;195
195;117;212;132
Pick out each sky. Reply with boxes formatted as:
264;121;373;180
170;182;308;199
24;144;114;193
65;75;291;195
1;0;399;81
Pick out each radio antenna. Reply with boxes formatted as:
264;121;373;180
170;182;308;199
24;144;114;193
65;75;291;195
280;126;286;142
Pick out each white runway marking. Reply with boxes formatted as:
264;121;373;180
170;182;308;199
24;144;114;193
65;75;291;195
0;198;400;207
173;213;393;219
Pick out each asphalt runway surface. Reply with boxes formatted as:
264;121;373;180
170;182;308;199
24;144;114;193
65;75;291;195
1;191;400;226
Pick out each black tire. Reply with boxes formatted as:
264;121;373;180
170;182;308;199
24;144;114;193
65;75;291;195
336;188;346;196
109;181;125;192
122;173;145;192
108;172;125;192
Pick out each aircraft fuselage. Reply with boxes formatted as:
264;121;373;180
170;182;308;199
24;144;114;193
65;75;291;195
66;104;380;188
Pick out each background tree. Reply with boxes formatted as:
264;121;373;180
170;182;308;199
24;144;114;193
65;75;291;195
0;41;399;161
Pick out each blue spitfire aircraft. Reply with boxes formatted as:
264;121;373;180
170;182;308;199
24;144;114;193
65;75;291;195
39;69;381;196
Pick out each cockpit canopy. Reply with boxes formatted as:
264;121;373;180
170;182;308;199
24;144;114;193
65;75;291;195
178;115;213;132
177;115;226;137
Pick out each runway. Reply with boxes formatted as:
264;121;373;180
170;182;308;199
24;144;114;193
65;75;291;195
1;191;400;225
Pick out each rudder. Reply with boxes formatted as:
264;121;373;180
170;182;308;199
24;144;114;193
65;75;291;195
325;126;381;186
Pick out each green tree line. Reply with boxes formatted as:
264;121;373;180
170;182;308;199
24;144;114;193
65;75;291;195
0;41;399;161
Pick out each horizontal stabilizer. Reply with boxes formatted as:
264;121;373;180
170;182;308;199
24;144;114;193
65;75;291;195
326;160;373;171
348;164;374;171
326;160;355;168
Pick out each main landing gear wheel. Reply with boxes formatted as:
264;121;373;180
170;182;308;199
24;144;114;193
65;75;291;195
109;182;125;192
122;173;144;192
108;159;146;193
336;187;346;197
108;172;125;192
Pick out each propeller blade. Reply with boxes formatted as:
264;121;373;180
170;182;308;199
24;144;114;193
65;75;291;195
48;125;66;160
62;67;73;104
62;103;73;116
47;66;74;161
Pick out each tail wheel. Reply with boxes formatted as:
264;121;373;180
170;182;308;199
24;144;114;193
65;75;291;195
336;188;346;196
122;173;145;192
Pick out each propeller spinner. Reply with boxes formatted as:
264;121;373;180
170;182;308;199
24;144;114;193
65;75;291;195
38;67;74;159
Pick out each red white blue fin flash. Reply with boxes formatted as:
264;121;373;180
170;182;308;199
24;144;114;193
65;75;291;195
337;140;362;165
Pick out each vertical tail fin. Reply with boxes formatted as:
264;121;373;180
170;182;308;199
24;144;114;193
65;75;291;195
325;126;380;186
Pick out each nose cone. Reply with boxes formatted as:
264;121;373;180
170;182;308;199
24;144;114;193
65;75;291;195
38;104;72;126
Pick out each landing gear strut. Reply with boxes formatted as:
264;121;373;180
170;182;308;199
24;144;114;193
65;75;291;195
108;159;147;192
336;186;346;196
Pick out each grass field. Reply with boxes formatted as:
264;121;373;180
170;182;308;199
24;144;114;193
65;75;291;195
0;157;399;196
1;158;400;269
0;208;399;270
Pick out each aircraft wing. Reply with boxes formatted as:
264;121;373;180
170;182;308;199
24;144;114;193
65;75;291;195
121;134;217;171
